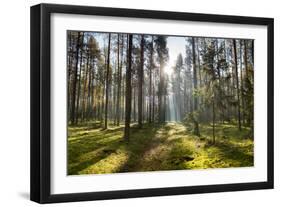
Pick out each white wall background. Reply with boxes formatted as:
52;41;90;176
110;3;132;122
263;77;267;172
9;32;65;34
0;0;279;206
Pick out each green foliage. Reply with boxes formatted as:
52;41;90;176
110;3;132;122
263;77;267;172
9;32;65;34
154;36;169;63
68;122;253;175
183;112;200;136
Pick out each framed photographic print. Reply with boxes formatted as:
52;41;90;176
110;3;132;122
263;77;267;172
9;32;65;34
30;3;274;203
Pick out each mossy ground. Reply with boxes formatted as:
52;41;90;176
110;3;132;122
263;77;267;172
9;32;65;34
67;122;253;175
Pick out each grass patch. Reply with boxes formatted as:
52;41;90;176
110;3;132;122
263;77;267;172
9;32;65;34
67;121;254;175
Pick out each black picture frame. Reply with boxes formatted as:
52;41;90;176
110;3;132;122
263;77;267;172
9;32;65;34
30;3;274;204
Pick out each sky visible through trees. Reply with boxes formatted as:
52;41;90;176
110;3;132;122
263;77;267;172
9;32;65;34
67;31;254;175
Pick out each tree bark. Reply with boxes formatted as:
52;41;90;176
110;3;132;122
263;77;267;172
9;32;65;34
159;62;164;123
251;40;254;65
152;69;155;122
138;35;144;128
115;34;121;126
75;32;84;123
124;34;133;141
212;99;216;144
244;40;249;81
70;32;81;125
133;84;136;122
196;38;202;87
67;32;73;118
87;58;92;120
148;36;154;123
239;40;245;125
117;35;124;126
191;37;200;136
233;39;242;131
82;51;89;121
104;33;111;129
91;63;95;120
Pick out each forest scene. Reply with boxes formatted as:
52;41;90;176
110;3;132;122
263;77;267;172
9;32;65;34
67;31;254;175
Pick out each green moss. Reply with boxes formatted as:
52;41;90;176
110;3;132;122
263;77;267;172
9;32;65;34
67;121;254;175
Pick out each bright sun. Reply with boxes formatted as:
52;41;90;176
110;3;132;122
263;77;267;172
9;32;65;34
164;64;173;76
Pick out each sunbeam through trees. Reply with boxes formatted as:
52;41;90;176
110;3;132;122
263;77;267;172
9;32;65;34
67;31;254;175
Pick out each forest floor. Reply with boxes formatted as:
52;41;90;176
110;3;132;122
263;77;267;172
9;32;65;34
67;122;254;175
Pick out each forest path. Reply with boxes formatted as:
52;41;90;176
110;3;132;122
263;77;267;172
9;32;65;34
67;122;254;175
129;122;197;171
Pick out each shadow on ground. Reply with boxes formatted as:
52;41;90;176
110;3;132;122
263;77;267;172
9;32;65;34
67;122;254;175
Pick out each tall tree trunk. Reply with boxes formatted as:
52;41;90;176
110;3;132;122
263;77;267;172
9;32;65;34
176;72;181;120
82;51;89;121
117;35;124;125
196;38;202;124
124;34;133;141
159;61;164;123
75;32;84;123
152;70;155;123
212;99;216;144
113;63;117;124
70;32;81;125
133;84;136;122
251;40;254;65
67;32;73;118
148;36;154;123
189;81;193;113
196;38;202;87
244;40;253;137
116;34;121;126
191;37;200;136
138;35;144;128
243;40;249;81
250;40;254;137
104;33;111;129
215;39;221;79
88;56;93;121
87;59;92;120
183;76;187;114
233;39;242;131
122;73;124;120
101;59;106;124
239;40;245;125
91;64;96;120
143;84;146;122
215;39;224;123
